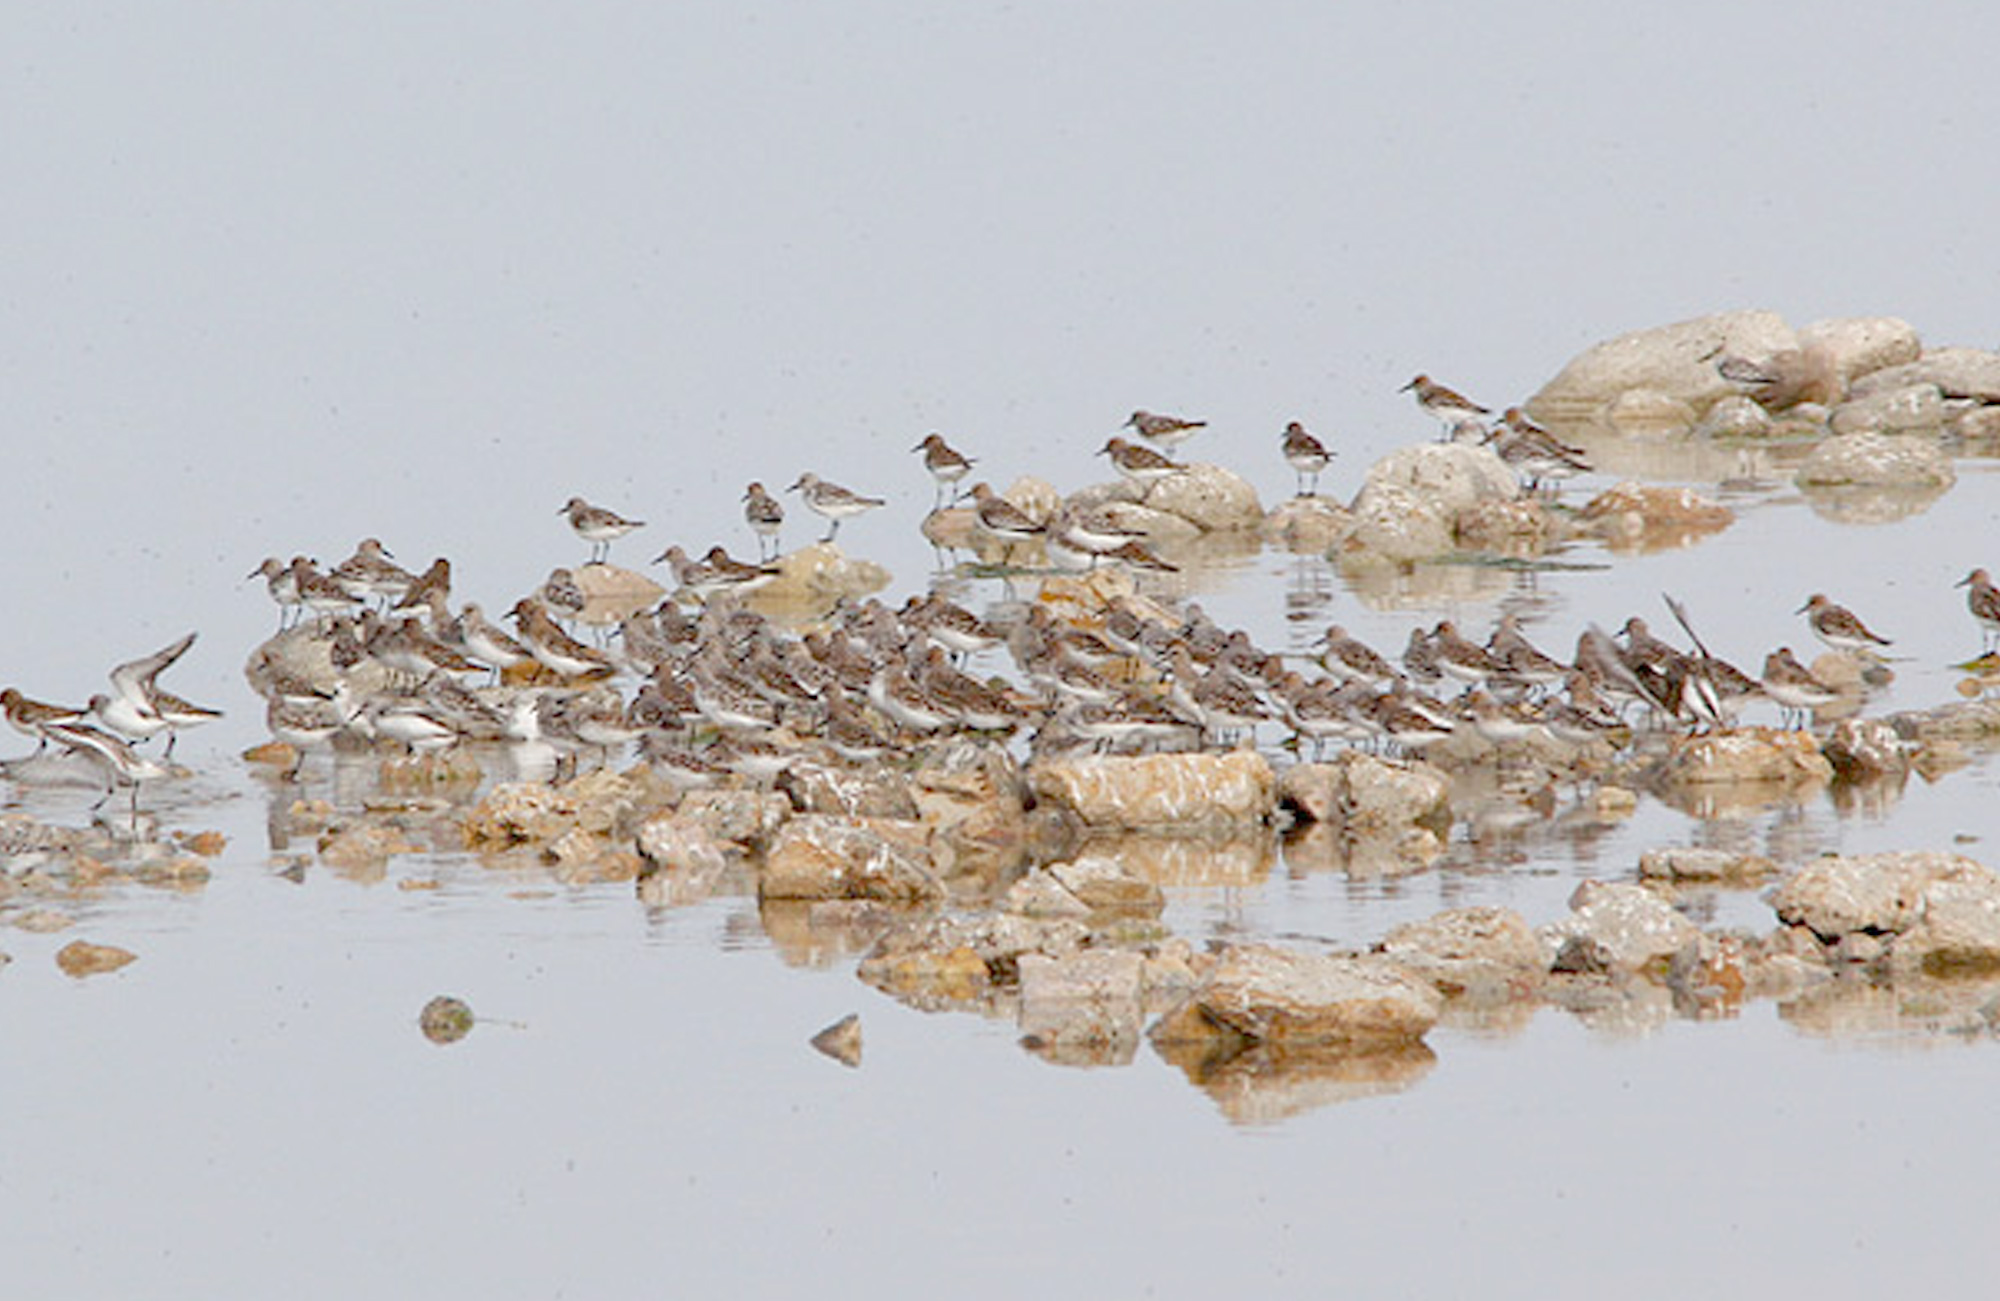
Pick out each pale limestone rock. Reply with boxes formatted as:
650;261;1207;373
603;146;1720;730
1821;717;1911;782
1953;406;2000;440
675;788;792;848
1061;484;1205;542
1003;475;1062;523
759;815;941;903
56;940;137;978
1636;847;1776;885
1138;462;1266;532
1353;443;1519;520
809;1013;863;1067
858;912;1092;1010
1661;726;1834;788
635;813;730;877
1888;880;2000;975
777;760;920;820
1576;482;1733;550
1029;750;1275;830
1694;393;1775;439
758;542;891;606
1538;880;1701;972
1278;752;1452;835
1827;383;1946;436
1794;431;1955;488
1335;482;1454;563
910;740;1035;877
1848;346;2000;403
1601;388;1697;434
1263;495;1355;553
1018;950;1146;1055
1453;496;1558;554
1770;851;1998;942
1524;309;1798;424
1377;906;1545;999
1796;316;1922;384
1153;945;1441;1050
1003;856;1165;919
573;562;665;623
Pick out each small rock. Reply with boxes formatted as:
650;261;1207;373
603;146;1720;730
675;788;792;849
56;940;138;978
1889;879;2000;976
1822;717;1911;781
1539;880;1701;972
1693;394;1775;438
1661;726;1834;788
1795;430;1955;488
1043;856;1166;918
1029;750;1275;830
778;760;920;820
635;814;730;877
759;542;892;607
1576;481;1734;550
758;815;942;903
1848;346;2000;403
1263;495;1355;552
1136;462;1266;532
1827;383;1947;436
1335;483;1456;563
1279;752;1452;835
809;1013;864;1067
1019;950;1146;1055
419;995;476;1044
182;830;228;857
1153;945;1442;1051
1377;907;1545;999
1453;496;1558;555
1636;847;1776;885
317;823;418;873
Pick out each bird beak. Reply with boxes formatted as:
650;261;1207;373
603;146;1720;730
1398;378;1418;392
1956;574;1973;588
1793;600;1809;614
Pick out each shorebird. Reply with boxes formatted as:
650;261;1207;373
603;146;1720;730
789;473;885;542
912;434;976;508
1761;647;1837;729
390;558;453;622
1958;568;2000;651
1098;437;1184;488
289;557;361;625
560;496;644;564
1401;374;1491;440
507;599;615;678
1799;593;1891;656
454;602;532;683
967;482;1047;555
1;687;83;753
1280;421;1332;496
1485;408;1591;493
43;720;172;811
330;538;415;607
1124;410;1207;451
249;556;305;628
742;482;785;560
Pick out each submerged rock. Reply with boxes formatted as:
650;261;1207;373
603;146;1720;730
1576;481;1733;551
1005;856;1165;920
1018;949;1146;1061
1636;847;1777;885
1029;750;1275;830
1151;945;1442;1051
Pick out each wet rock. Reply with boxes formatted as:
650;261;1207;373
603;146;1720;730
1666;932;1750;1014
1539;880;1701;972
1377;907;1545;1000
1264;495;1355;552
1453;496;1558;555
419;995;476;1044
1953;405;2000;441
1795;430;1955;488
1152;1033;1438;1124
809;1013;864;1067
1018;949;1146;1060
1354;443;1518;519
1887;879;2000;976
1601;388;1697;434
778;760;920;820
1151;946;1442;1051
1576;481;1733;551
1822;717;1911;782
1006;856;1165;920
759;815;942;904
1636;847;1777;885
13;908;76;933
1280;821;1445;877
1796;316;1923;385
317;823;419;873
1848;346;2000;403
1524;309;1798;424
675;787;792;849
1827;383;1947;436
56;940;138;978
1029;750;1274;830
910;739;1033;876
461;782;575;847
758;542;892;607
1081;831;1275;888
1279;752;1452;836
1131;462;1264;532
1661;726;1834;788
636;813;731;878
1693;393;1775;439
1060;485;1205;543
1771;851;1998;943
574;562;665;623
1335;482;1454;563
858;912;1092;1009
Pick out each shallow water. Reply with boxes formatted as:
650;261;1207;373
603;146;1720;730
11;4;2000;1296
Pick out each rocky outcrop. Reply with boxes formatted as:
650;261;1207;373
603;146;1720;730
758;815;943;903
1523;310;1799;424
1796;316;1923;386
1539;880;1701;972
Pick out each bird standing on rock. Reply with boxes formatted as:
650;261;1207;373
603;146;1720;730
1124;410;1206;451
1799;593;1891;657
1400;374;1491;440
1280;421;1331;497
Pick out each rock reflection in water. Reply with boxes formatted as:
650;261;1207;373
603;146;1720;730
1151;1037;1438;1126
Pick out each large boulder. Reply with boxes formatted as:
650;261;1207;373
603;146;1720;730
1524;310;1799;424
1139;462;1266;532
1796;316;1923;385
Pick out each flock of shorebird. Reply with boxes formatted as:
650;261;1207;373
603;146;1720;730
8;372;1999;810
